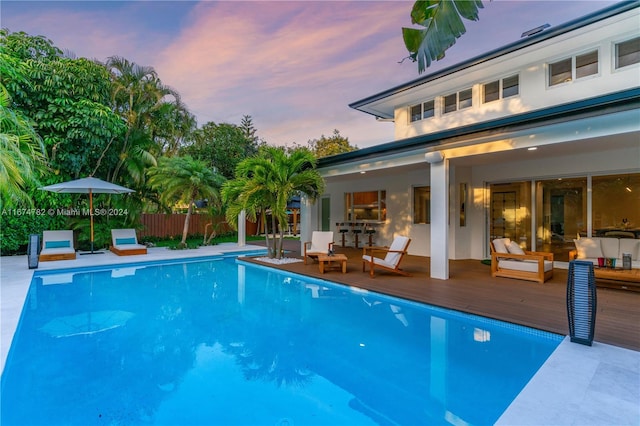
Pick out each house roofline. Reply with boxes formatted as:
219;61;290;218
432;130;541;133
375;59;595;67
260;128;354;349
348;1;639;117
321;87;640;168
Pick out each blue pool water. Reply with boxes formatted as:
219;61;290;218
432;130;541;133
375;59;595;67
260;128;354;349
1;255;562;425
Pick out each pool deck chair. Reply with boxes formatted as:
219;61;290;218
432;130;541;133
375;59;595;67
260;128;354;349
303;231;335;264
362;236;411;278
110;229;147;256
39;230;76;262
490;238;554;283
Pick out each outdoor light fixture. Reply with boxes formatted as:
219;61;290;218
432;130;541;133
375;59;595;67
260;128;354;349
528;147;538;151
425;151;445;163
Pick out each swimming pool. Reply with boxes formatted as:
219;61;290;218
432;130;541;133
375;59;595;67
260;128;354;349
1;255;562;425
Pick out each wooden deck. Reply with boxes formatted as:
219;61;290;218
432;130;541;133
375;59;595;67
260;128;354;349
247;241;640;351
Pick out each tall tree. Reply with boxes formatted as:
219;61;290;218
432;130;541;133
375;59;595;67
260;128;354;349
1;30;125;180
402;0;484;73
147;156;225;247
184;121;260;180
307;129;357;158
239;115;259;143
222;146;325;259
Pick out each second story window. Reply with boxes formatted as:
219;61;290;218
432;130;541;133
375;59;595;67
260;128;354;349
483;75;519;103
549;50;598;86
502;75;519;98
422;100;435;119
576;51;598;78
458;89;473;109
443;89;472;114
549;58;572;85
616;36;640;69
483;81;500;103
443;93;457;114
409;100;435;123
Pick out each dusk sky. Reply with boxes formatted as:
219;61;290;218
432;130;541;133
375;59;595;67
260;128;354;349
1;0;618;148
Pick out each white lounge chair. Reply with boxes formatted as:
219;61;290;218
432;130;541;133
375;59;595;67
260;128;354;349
362;235;411;277
109;229;147;256
39;230;76;261
303;231;335;264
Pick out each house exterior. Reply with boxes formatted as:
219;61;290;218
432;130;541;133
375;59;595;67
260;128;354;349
299;1;640;279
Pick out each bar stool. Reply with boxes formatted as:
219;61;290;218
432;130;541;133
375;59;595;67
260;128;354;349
351;222;363;249
338;222;349;247
364;225;376;247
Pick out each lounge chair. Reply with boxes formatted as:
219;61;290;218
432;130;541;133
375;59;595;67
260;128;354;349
39;230;76;262
109;229;147;256
362;235;411;277
490;238;553;283
303;231;335;264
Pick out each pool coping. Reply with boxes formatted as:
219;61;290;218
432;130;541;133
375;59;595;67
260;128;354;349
2;246;639;425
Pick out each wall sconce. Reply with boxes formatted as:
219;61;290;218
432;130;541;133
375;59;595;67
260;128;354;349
425;151;445;164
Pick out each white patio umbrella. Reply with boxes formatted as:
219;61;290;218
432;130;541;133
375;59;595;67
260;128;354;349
40;177;135;254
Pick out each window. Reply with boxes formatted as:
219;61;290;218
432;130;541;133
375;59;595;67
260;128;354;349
410;104;421;122
483;81;500;103
413;186;430;224
422;100;435;119
502;75;519;98
458;88;473;109
409;100;435;122
549;51;598;86
592;173;640;234
345;190;386;221
483;75;519;103
576;50;598;78
549;58;572;86
443;93;457;114
616;37;640;69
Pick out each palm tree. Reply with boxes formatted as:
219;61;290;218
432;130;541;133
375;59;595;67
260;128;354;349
147;156;226;248
222;146;325;259
402;0;485;73
104;56;185;185
0;82;47;207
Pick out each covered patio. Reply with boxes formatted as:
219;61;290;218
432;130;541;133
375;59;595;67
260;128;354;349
249;240;640;351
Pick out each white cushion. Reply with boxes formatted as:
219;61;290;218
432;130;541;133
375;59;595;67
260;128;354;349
112;244;147;251
619;239;640;261
362;255;395;270
492;238;511;254
506;241;525;255
573;238;603;259
384;236;410;266
499;259;554;273
307;231;334;253
600;237;620;259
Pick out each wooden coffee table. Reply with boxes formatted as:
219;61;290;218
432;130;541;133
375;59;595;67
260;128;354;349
317;253;348;274
594;267;640;292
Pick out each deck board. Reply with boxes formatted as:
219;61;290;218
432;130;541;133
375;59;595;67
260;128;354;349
247;241;640;351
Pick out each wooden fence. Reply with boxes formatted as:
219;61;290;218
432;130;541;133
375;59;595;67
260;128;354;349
139;213;233;239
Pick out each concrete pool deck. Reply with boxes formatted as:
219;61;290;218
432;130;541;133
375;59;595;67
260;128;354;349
1;245;639;425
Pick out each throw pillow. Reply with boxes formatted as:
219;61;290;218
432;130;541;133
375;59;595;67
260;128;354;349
573;238;603;259
115;237;137;245
506;241;525;255
492;238;510;253
45;240;70;249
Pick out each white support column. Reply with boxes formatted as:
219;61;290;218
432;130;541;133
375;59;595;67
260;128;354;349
429;153;449;279
299;195;313;254
237;210;246;247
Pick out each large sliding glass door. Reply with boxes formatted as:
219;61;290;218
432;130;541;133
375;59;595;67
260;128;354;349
489;173;639;262
489;182;531;250
536;177;586;261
